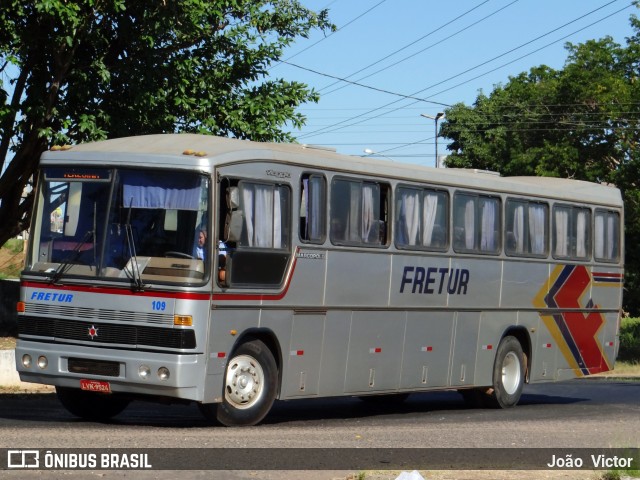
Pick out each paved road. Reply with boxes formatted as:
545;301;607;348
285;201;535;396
0;378;638;479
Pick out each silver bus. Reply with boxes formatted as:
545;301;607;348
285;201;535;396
16;134;624;426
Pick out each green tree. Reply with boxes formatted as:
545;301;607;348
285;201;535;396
0;0;333;245
441;15;640;314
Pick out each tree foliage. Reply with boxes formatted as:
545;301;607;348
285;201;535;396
440;14;640;314
0;0;333;245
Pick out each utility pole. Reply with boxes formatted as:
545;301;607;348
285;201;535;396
421;112;445;167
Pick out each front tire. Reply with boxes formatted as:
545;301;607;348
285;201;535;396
200;339;278;427
486;336;525;409
56;387;130;421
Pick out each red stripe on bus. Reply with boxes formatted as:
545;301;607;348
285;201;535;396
21;248;300;303
21;281;211;300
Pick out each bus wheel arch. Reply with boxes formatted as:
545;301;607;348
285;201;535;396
200;329;282;427
232;328;283;396
486;334;526;409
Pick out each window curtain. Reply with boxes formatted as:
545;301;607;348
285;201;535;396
347;183;360;242
309;177;323;241
422;193;439;247
242;187;255;247
362;184;375;242
122;173;201;210
480;199;497;251
398;190;419;246
554;209;569;257
242;184;282;248
528;204;546;255
594;212;605;259
512;204;525;254
464;199;475;250
607;214;616;259
576;210;587;258
254;185;273;247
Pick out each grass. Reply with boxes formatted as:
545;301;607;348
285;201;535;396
0;337;16;349
608;360;640;376
602;467;640;479
0;239;25;280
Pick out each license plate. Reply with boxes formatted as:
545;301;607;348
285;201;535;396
80;379;111;393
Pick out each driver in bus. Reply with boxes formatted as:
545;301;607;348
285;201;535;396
193;229;207;260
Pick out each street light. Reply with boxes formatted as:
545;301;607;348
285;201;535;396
363;148;394;162
421;112;445;167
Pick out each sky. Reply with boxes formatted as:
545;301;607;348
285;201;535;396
269;0;639;167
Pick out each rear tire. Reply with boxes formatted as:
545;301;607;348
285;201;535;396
56;387;130;421
200;339;278;427
485;335;525;409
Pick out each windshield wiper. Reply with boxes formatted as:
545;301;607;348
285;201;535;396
124;199;145;291
48;202;99;284
47;229;94;284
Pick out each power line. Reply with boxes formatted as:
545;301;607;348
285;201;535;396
316;1;492;93
283;61;451;107
297;0;631;141
274;0;389;67
322;0;520;96
421;2;635;102
297;102;640;112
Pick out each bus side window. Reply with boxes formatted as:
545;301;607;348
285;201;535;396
396;186;448;251
594;209;620;263
221;180;291;288
505;199;548;257
553;205;591;260
330;178;389;247
300;174;326;244
453;192;500;255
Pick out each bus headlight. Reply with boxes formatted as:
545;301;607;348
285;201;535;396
157;367;170;381
138;365;151;379
22;354;32;368
37;356;48;369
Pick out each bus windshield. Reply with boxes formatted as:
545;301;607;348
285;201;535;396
27;167;210;285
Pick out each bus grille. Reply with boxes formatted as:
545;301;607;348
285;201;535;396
18;316;196;350
24;303;173;325
68;358;120;377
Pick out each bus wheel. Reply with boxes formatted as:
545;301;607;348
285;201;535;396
486;336;525;409
56;387;130;421
214;339;278;427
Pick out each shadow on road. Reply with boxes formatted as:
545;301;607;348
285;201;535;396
0;383;591;428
